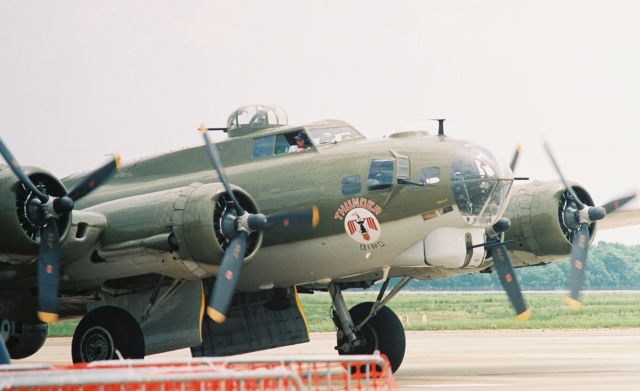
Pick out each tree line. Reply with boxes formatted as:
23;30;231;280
397;242;640;291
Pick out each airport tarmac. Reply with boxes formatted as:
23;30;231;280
13;329;640;390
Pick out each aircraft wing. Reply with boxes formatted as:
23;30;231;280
598;209;640;230
598;198;640;230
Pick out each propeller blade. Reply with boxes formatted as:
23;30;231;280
200;126;245;216
601;192;637;214
263;206;320;232
490;239;531;321
207;232;247;323
509;144;521;172
0;138;49;202
542;141;585;209
37;217;61;324
66;155;121;201
565;223;590;309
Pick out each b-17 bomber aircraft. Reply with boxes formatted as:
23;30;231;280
0;105;638;372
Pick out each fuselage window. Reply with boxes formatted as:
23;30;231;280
420;167;441;185
341;175;362;195
253;135;275;158
367;160;394;191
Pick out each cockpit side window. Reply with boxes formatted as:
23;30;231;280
367;160;394;191
253;130;313;159
284;130;312;154
306;126;364;145
420;167;441;185
274;134;290;155
253;135;275;158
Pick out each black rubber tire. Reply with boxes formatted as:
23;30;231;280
337;301;406;373
72;306;145;363
5;322;48;359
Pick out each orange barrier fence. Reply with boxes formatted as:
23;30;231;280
0;354;396;390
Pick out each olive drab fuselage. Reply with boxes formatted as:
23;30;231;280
55;119;514;291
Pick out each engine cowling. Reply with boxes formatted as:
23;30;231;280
93;182;262;265
504;180;595;264
0;167;70;263
172;182;262;264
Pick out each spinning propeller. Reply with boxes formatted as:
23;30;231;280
0;138;120;324
485;146;531;320
199;126;319;323
487;218;532;321
542;141;637;308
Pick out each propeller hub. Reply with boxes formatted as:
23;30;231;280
492;218;511;235
236;212;269;234
53;196;74;215
486;217;511;238
587;206;606;222
247;213;268;231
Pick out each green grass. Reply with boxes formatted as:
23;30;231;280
48;319;80;337
48;292;640;337
299;292;640;332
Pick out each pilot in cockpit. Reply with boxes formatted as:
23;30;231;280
288;132;308;153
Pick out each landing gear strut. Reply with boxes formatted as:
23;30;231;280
330;277;411;373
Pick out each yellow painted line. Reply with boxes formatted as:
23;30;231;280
295;286;310;336
199;281;205;342
312;206;320;229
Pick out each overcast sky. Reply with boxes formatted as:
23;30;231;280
1;0;638;243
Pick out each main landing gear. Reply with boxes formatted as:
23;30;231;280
71;306;145;363
329;277;412;373
0;319;48;359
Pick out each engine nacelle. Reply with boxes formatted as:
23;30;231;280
173;182;262;264
92;182;261;265
504;180;595;264
0;167;70;263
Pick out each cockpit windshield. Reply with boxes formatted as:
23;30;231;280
451;144;513;226
306;126;364;146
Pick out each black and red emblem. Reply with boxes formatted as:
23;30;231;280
344;209;381;244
